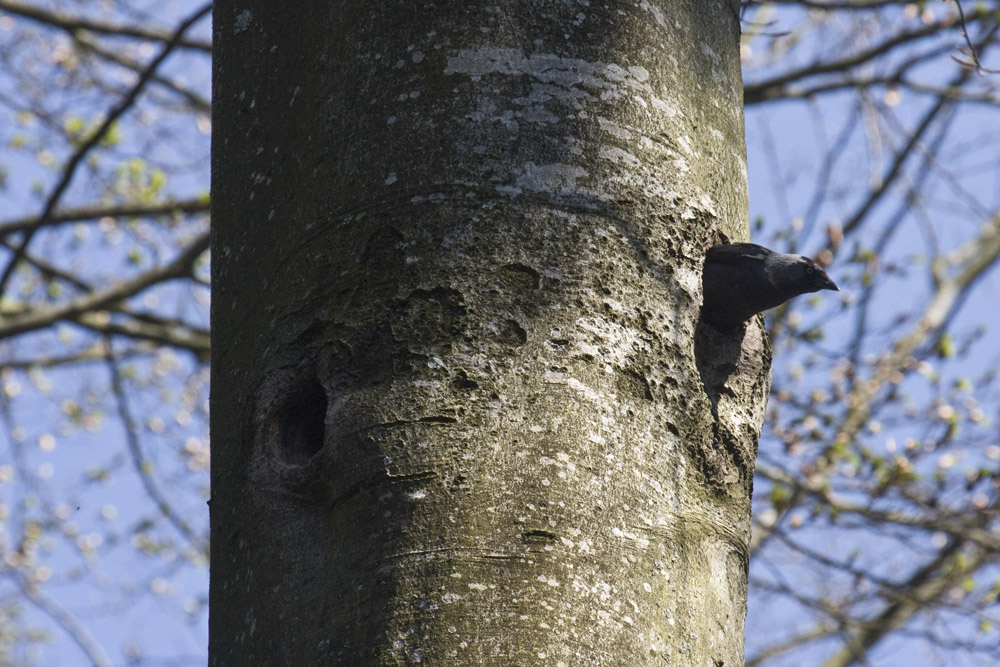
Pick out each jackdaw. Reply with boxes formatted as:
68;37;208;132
701;242;838;330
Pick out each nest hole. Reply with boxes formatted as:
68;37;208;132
276;376;327;465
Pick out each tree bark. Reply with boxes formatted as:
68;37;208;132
211;1;765;665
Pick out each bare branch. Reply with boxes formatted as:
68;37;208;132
820;540;984;667
836;212;1000;443
0;198;209;236
0;232;209;339
0;2;213;296
0;0;212;52
15;574;113;667
745;22;949;104
105;350;207;553
951;0;1000;73
74;311;210;359
74;31;212;112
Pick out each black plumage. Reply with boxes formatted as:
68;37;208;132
701;243;838;330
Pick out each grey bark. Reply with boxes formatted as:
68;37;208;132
211;1;766;665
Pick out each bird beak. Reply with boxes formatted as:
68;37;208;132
818;272;838;291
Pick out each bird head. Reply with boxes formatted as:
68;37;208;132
766;253;839;296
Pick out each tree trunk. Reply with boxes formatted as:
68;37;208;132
211;1;765;665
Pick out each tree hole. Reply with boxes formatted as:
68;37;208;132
276;376;327;465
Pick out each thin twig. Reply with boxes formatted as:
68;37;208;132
15;574;114;667
951;0;1000;73
105;347;207;552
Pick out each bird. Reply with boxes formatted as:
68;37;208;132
700;242;838;330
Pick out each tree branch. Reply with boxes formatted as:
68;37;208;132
0;232;209;340
0;198;209;236
0;0;212;52
0;2;212;296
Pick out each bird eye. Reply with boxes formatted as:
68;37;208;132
806;266;815;274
